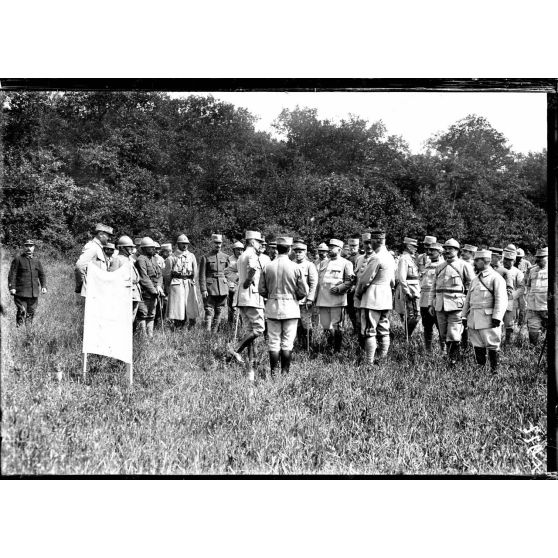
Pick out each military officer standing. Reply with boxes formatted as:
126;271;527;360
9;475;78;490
315;239;354;353
419;242;443;352
259;238;271;268
345;237;361;334
225;241;244;324
315;243;329;269
163;234;199;329
354;230;396;365
459;244;477;349
199;234;231;333
525;247;548;345
8;239;47;328
267;240;278;262
395;237;420;340
229;231;266;381
160;243;173;261
259;237;308;376
135;237;165;338
153;242;165;269
502;248;524;344
428;239;474;365
292;240;318;350
103;243;116;268
110;236;142;319
417;235;436;277
75;223;113;296
514;247;531;327
462;249;508;372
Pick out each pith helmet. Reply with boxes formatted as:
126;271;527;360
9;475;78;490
176;234;190;244
443;238;460;249
276;236;293;247
503;249;516;260
329;239;344;248
232;241;245;249
403;237;418;247
245;230;263;241
516;248;525;257
423;235;436;244
475;249;492;260
95;223;114;235
117;235;134;247
318;243;329;251
211;234;223;242
505;243;517;251
140;237;157;248
535;247;548;257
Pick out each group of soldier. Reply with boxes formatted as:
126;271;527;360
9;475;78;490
8;223;548;381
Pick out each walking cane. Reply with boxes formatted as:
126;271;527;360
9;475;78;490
158;294;166;338
403;292;409;343
537;331;547;367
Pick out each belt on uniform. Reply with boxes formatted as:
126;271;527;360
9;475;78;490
435;288;464;293
269;294;296;300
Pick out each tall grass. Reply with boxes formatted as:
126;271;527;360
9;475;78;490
1;252;546;474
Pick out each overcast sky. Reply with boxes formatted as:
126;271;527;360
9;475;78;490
171;91;547;155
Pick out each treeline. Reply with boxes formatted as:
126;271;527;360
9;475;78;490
1;91;548;255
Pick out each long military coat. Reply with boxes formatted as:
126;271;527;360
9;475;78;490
8;254;46;298
355;246;396;311
163;250;200;320
462;268;507;329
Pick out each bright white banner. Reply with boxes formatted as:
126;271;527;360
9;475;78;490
83;262;133;364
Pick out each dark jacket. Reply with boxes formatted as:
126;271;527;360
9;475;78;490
135;254;162;299
199;251;230;296
8;254;46;298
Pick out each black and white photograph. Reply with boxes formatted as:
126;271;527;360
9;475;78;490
1;81;554;476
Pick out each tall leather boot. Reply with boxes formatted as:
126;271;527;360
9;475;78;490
461;328;469;351
407;318;419;338
280;350;292;374
235;332;259;354
146;320;154;339
473;346;487;366
488;349;499;372
423;330;433;353
528;331;539;346
447;341;460;366
505;328;513;345
269;351;280;377
376;335;390;360
363;337;377;366
333;330;343;353
212;308;223;333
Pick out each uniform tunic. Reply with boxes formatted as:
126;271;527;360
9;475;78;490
316;256;354;330
8;253;47;325
199;251;230;297
462;267;507;350
428;257;474;343
136;254;163;321
394;251;420;316
294;258;318;329
525;265;548;333
234;246;265;334
163;250;199;321
75;237;109;296
502;266;524;328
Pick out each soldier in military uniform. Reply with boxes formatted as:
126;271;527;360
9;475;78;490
345;237;361;334
395;237;420;340
352;232;376;353
428;239;474;365
502;248;524;344
132;237;142;262
292;240;318;350
515;247;531;327
75;223;114;297
8;239;47;327
135;237;165;338
417;235;436;277
459;244;477;349
199;234;231;333
315;239;354;353
102;242;116;268
225;241;244;324
160;243;172;261
267;240;278;262
525;247;548;345
153;242;165;269
163;234;199;329
259;237;308;376
462;249;508;372
354;230;396;365
110;236;142;319
259;238;271;268
315;243;329;269
419;242;443;352
229;231;266;381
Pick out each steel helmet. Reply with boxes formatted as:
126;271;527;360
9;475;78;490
140;236;157;248
176;234;190;244
117;235;135;247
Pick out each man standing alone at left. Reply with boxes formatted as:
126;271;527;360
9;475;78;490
8;239;47;327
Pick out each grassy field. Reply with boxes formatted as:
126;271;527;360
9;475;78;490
1;253;547;475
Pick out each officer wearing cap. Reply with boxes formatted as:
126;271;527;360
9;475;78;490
8;239;47;327
428;238;474;365
352;232;377;353
354;230;396;364
267;240;278;262
225;241;244;324
259;236;309;376
135;237;165;338
459;244;477;349
417;235;436;277
419;242;444;352
490;246;514;305
199;234;231;333
315;243;329;269
229;230;266;381
110;236;142;319
163;234;199;329
316;238;354;353
259;237;271;269
292;240;318;350
462;249;508;372
74;223;114;297
525;247;548;345
514;247;531;327
103;242;116;268
395;237;421;340
345;237;361;334
502;249;525;345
